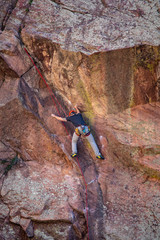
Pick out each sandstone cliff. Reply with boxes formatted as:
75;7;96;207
0;1;160;240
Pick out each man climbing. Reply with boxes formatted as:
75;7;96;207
51;105;104;159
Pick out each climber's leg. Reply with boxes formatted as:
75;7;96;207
71;132;80;157
86;133;104;159
86;133;100;156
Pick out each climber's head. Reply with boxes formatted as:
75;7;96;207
69;110;76;116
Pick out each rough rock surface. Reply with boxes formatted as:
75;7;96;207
0;0;160;240
96;103;160;177
21;0;160;54
1;161;85;238
0;0;17;30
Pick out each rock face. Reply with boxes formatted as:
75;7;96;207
21;0;160;54
0;0;160;240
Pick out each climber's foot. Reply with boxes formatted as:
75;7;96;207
96;154;105;160
71;153;77;158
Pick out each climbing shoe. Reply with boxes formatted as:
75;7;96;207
71;153;77;158
96;154;105;160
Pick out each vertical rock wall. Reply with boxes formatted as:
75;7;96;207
22;34;160;116
0;0;160;240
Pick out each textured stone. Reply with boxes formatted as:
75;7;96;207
98;159;160;240
0;76;19;107
21;34;160;116
0;221;22;240
0;0;17;30
4;0;30;34
0;31;32;76
97;103;160;178
157;62;160;80
133;67;157;105
0;141;15;160
22;66;40;90
0;1;160;239
0;200;9;219
22;0;160;54
1;160;86;238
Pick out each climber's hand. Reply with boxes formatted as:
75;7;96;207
74;105;80;113
51;114;67;122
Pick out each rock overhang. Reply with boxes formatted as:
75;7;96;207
21;0;160;55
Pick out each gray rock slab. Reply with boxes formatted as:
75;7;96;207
22;0;160;54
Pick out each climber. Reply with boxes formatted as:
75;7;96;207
51;105;104;159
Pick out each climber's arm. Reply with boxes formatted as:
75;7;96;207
51;114;67;122
74;104;80;113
